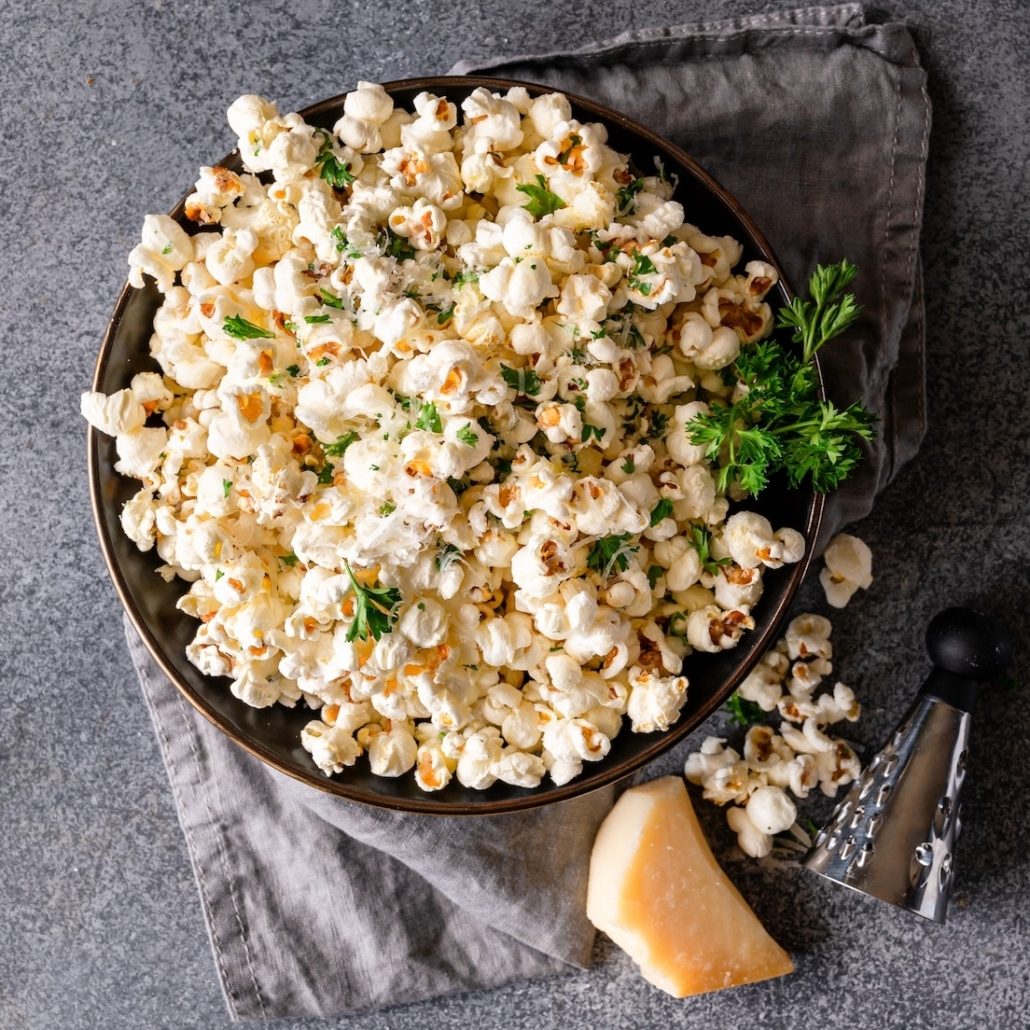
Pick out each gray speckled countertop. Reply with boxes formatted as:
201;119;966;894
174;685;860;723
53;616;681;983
2;2;1028;1028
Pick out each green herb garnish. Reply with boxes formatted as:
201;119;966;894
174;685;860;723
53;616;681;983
627;251;657;294
222;479;232;498
500;364;542;396
381;228;416;261
686;260;874;494
324;431;357;457
649;498;674;526
286;364;300;377
343;561;403;642
436;303;455;325
615;177;645;215
318;288;344;309
457;424;479;447
378;501;396;517
687;524;732;577
725;693;765;728
415;401;442;433
279;553;299;567
581;422;604;444
316;462;335;484
586;533;638;578
223;314;274;340
516;174;567;218
315;135;356;189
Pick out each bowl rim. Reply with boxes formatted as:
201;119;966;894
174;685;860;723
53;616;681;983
88;74;824;815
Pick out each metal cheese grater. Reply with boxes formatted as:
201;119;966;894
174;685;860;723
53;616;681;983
802;607;1012;923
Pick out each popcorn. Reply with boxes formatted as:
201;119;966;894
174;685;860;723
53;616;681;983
86;85;814;794
684;612;864;855
820;532;874;608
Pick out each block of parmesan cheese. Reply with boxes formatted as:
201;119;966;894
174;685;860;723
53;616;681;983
586;776;793;997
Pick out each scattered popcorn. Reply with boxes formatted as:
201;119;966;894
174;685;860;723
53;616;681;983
820;532;873;608
85;85;808;793
684;612;862;857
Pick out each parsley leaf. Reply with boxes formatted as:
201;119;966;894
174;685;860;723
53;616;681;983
500;364;542;396
305;314;331;324
724;693;765;728
222;479;232;498
687;524;732;576
343;561;403;642
452;269;480;286
378;501;396;516
435;543;464;571
318;288;344;309
286;364;300;377
315;134;356;189
647;564;663;589
457;424;479;446
627;251;657;294
516;174;567;218
586;534;638;578
380;227;416;261
615;176;645;216
316;461;335;485
581;422;605;443
415;401;442;433
223;314;274;340
436;303;455;325
685;259;874;495
279;553;299;567
650;498;674;526
324;431;357;457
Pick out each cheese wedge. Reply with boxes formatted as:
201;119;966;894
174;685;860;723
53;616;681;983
586;776;794;997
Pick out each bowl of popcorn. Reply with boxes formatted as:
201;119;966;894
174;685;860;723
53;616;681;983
85;77;822;813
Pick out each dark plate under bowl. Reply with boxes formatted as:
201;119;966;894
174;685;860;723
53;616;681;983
88;76;823;814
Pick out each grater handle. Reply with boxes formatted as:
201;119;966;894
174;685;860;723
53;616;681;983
921;607;1013;712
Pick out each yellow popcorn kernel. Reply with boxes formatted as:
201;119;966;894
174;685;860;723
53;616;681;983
235;393;264;423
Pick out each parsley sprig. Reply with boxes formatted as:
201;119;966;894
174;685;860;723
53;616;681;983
516;175;567;218
500;364;542;396
685;260;875;494
315;134;356;189
688;524;732;576
586;534;638;578
343;561;403;642
724;693;765;727
223;314;274;340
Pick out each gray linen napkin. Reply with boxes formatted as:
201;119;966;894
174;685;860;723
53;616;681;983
124;4;930;1021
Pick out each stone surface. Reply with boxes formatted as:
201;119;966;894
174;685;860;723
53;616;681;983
1;1;1027;1028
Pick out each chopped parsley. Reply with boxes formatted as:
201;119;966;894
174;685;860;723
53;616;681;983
515;174;567;218
415;401;443;433
581;422;604;444
223;314;274;340
628;251;658;294
586;533;638;578
453;269;480;286
316;461;335;484
650;498;674;525
304;314;331;324
343;560;403;642
616;176;645;215
324;431;357;457
647;564;663;589
688;524;732;576
161;242;173;255
380;227;416;261
315;133;356;189
621;457;636;474
436;303;455;325
435;543;464;571
279;553;299;567
500;364;542;396
457;424;479;447
318;288;344;309
725;693;765;728
221;479;232;498
286;364;300;377
214;569;224;581
378;501;396;517
315;356;330;367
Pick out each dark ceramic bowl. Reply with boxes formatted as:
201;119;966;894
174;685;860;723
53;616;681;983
88;76;823;814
